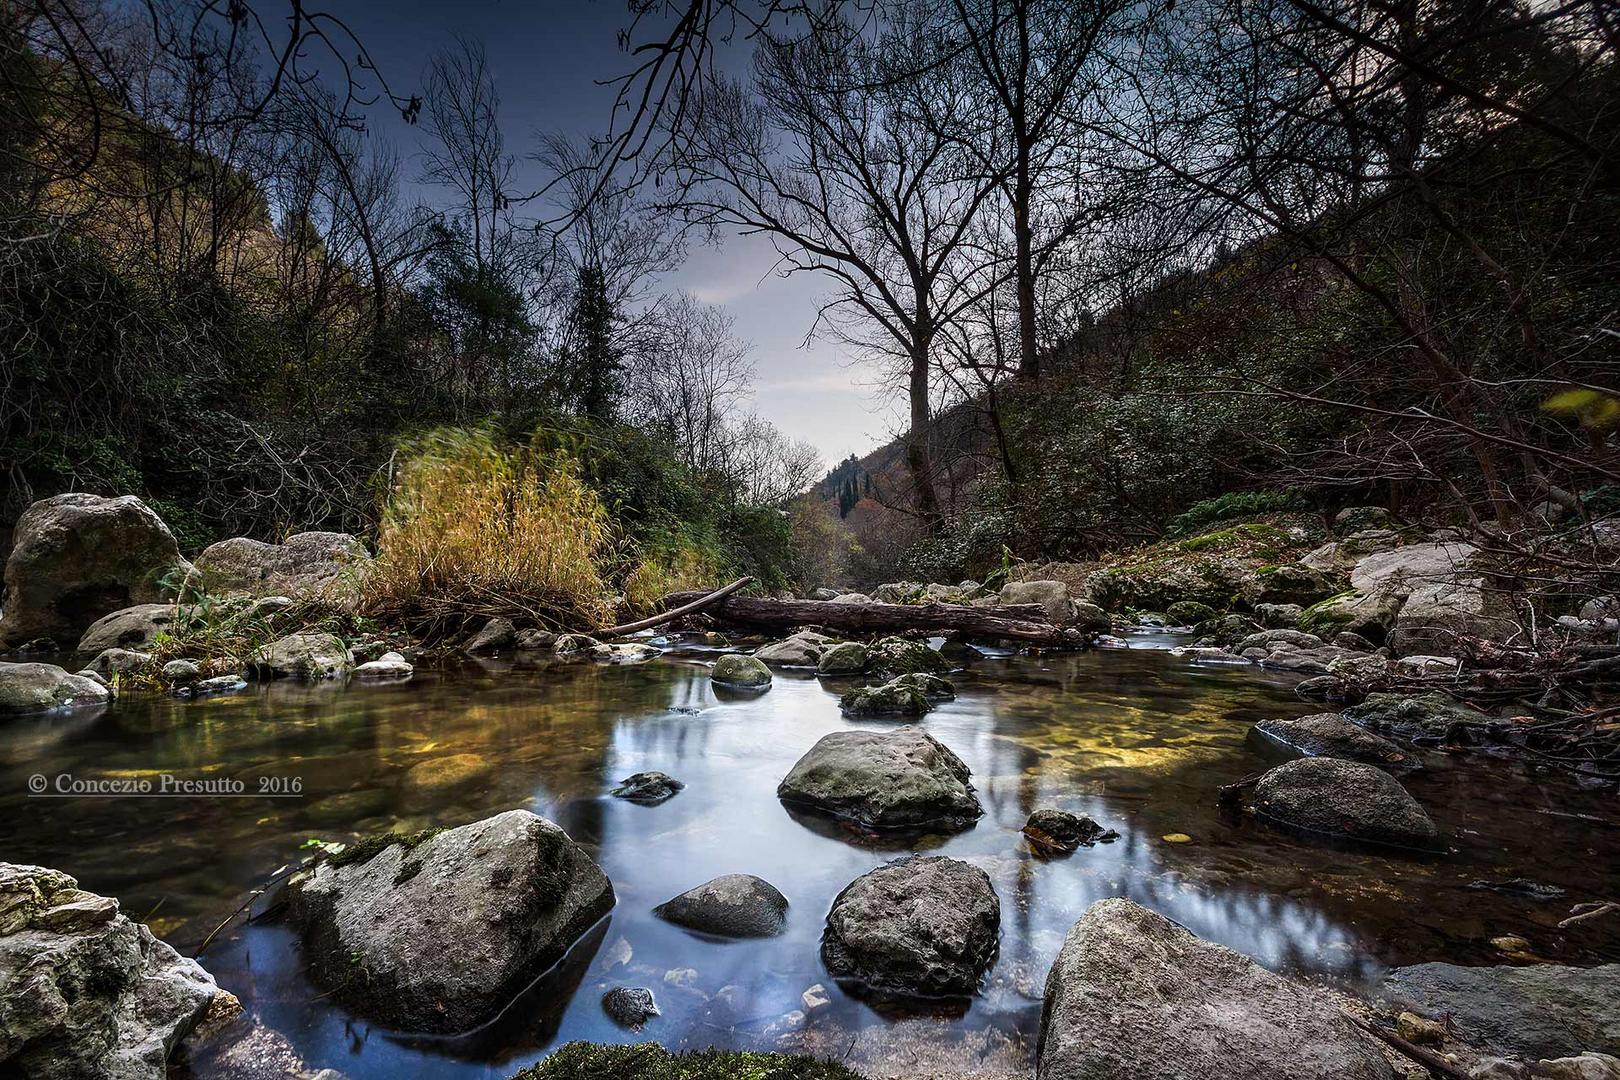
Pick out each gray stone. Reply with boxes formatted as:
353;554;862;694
868;636;950;678
553;633;608;659
711;653;771;689
1252;756;1440;850
1000;580;1073;624
1254;602;1304;628
160;659;201;684
1069;600;1111;633
1335;506;1399;534
76;603;180;654
831;592;873;604
1351;541;1480;596
778;726;981;832
612;771;684;805
753;633;827;667
822;856;998;997
0;661;112;716
654;874;788;938
0;494;188;649
1166;600;1219;627
178;674;246;698
816;641;869;675
840;672;953;718
353;653;413;680
463;617;516;655
1254;713;1416;769
86;648;154;679
1390;578;1521;655
1235;628;1326;653
602;986;659;1028
185;531;370;608
1343;692;1492;741
0;862;222;1080
1580;596;1620;622
250;633;351;680
1037;898;1392;1080
1022;809;1118;855
286;810;614;1033
514;628;558;650
604;642;661;664
1380;962;1620;1061
873;582;926;604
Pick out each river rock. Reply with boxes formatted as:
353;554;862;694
85;648;154;679
0;494;188;649
1300;589;1404;643
553;633;609;659
868;636;949;677
0;661;112;716
1022;809;1118;855
1037;898;1393;1080
185;531;370;608
1335;506;1399;534
1379;962;1620;1061
602;986;659;1028
1252;756;1439;849
1254;602;1304;628
653;874;788;938
1254;713;1416;769
1343;691;1492;741
873;582;925;604
0;862;223;1080
1000;580;1073;624
612;771;684;805
822;856;999;997
605;642;661;664
286;810;614;1033
840;672;953;718
1070;600;1111;633
1235;628;1325;652
1390;578;1520;655
754;632;829;667
777;726;982;832
711;653;771;689
1239;564;1342;607
831;592;873;604
353;652;413;679
1195;613;1265;646
1166;600;1219;627
817;641;869;675
75;603;180;654
160;658;201;685
463;616;517;655
249;632;351;680
1351;541;1480;596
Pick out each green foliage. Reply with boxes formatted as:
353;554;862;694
1169;491;1307;537
512;1043;866;1080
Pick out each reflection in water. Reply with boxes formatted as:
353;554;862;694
2;643;1616;1079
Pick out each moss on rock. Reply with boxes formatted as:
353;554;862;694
511;1042;866;1080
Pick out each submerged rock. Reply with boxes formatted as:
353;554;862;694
0;493;187;649
710;653;772;689
601;986;659;1028
653;874;789;938
1021;809;1118;856
822;856;999;998
286;810;614;1033
185;531;370;608
816;640;869;675
0;661;112;716
1252;756;1440;850
777;726;982;832
250;632;351;680
1037;898;1393;1080
0;862;223;1080
612;771;684;805
1379;962;1620;1061
868;636;950;678
1254;712;1416;769
75;603;180;654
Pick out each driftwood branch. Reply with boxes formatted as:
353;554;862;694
597;577;756;637
1342;1012;1471;1080
657;592;1089;646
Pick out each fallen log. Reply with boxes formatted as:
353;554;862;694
597;576;756;637
657;591;1090;646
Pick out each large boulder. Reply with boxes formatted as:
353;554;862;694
839;673;953;718
1000;580;1073;624
1254;713;1416;769
0;494;187;649
0;661;112;716
653;874;788;938
822;857;999;998
249;633;351;680
1389;578;1520;656
867;636;950;678
777;726;982;833
816;641;869;675
75;603;179;654
1237;564;1343;607
1350;541;1480;597
1380;963;1620;1061
1252;757;1440;850
0;863;223;1080
1299;590;1404;642
286;811;614;1033
1036;898;1393;1080
185;531;370;608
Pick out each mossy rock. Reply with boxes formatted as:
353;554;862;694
1166;600;1219;626
511;1042;867;1080
816;641;869;676
841;681;932;718
868;636;949;677
711;653;772;689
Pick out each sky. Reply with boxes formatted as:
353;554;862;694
335;0;890;468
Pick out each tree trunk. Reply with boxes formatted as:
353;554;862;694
907;332;940;521
659;592;1088;646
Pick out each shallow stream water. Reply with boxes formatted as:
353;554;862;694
2;635;1616;1077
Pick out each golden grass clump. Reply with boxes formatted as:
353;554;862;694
364;428;615;628
623;537;728;614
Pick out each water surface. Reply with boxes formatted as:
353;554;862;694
2;638;1616;1078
